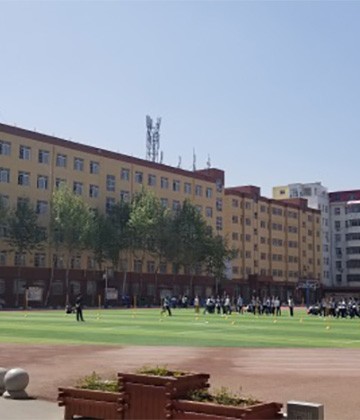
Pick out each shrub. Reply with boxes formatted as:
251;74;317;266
187;386;260;407
136;365;187;377
75;371;118;392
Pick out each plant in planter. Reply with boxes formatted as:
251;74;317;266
58;372;122;420
171;386;283;420
118;365;210;419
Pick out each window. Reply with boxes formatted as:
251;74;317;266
89;185;99;198
0;251;7;265
147;174;156;186
18;171;30;186
161;177;169;189
147;261;155;273
90;161;99;174
335;220;341;230
106;175;116;192
216;216;223;231
245;234;251;241
184;182;192;194
36;200;48;214
172;200;181;211
120;190;130;202
245;201;251;210
87;257;96;270
160;198;168;208
135;171;143;184
121;168;130;180
71;255;81;269
74;157;84;171
232;232;239;241
205;207;213;218
56;154;67;167
0;195;9;208
105;197;115;213
159;263;167;274
14;253;26;266
34;253;46;267
173;180;180;192
73;182;83;195
17;197;29;209
38;149;49;164
0;168;10;183
272;207;282;216
37;175;48;190
195;185;202;196
216;179;223;193
0;140;11;156
216;199;223;211
0;225;8;238
55;178;66;189
206;188;212;198
232;199;239;208
134;260;142;273
19;145;31;160
232;215;238;224
195;205;202;214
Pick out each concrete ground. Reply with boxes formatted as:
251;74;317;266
0;397;62;420
0;344;359;419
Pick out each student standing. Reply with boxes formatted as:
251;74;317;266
288;296;294;317
75;295;85;322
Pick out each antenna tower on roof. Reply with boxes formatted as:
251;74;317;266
146;115;162;162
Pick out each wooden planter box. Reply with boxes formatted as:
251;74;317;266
118;371;210;419
171;399;283;419
58;387;122;420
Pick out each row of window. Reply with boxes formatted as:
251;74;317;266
230;200;307;221
0;251;205;275
0;168;217;199
0;143;217;196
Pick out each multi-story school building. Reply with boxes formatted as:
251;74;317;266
0;123;321;307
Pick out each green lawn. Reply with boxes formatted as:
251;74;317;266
0;307;359;348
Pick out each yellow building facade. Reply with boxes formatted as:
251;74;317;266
0;123;321;305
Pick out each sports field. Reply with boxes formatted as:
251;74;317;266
0;307;359;348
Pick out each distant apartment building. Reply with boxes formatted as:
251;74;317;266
226;186;322;300
329;190;360;291
273;182;330;286
0;123;321;306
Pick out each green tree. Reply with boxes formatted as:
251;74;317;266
204;234;237;295
87;210;112;271
129;189;171;304
6;200;45;306
50;185;93;305
104;201;131;297
171;200;210;296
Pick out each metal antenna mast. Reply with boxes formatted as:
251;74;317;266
146;115;161;162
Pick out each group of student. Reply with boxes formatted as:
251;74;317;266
310;297;360;318
161;294;295;317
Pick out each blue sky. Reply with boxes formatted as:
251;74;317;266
1;1;359;197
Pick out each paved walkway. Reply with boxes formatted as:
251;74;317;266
0;398;63;420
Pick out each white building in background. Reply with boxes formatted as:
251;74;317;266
329;190;360;289
273;182;331;286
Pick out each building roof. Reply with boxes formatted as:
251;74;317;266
0;122;223;184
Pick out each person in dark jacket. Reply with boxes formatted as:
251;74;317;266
75;294;85;322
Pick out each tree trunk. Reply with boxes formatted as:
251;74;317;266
65;255;70;306
45;258;55;307
122;271;127;298
15;264;21;307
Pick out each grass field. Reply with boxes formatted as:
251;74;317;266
0;307;359;348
